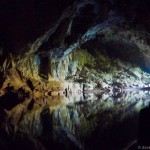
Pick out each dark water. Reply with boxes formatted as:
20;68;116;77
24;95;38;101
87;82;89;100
58;90;150;150
0;90;150;150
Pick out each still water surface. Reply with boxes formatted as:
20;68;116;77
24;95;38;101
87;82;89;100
0;90;150;150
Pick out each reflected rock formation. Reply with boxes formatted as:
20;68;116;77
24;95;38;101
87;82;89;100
0;88;150;150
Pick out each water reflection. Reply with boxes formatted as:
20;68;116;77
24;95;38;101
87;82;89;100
0;90;150;150
50;89;149;150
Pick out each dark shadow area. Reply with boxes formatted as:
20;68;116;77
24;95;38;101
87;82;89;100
27;99;35;111
0;87;25;110
27;79;34;91
138;105;150;146
38;56;49;80
82;38;150;73
0;72;4;89
85;109;138;150
128;103;150;150
39;108;54;149
0;0;76;54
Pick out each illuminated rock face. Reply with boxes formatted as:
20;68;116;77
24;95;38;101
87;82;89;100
0;0;150;84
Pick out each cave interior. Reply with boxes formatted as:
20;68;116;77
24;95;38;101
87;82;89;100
0;0;150;150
